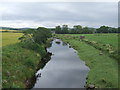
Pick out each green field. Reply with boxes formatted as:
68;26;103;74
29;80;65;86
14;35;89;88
70;34;118;49
2;32;23;46
55;34;118;88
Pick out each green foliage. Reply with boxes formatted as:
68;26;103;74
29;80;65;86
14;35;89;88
19;27;52;54
23;29;35;34
71;25;83;34
61;25;69;34
82;27;94;34
55;25;69;34
54;25;118;34
96;26;118;33
33;27;52;44
96;26;109;33
55;26;62;34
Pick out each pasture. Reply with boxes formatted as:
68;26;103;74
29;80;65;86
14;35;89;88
0;29;17;32
70;33;118;49
2;32;23;46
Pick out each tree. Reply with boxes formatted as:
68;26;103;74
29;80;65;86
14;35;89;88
62;25;69;34
33;27;52;44
55;26;61;34
73;25;82;34
96;26;109;33
109;27;118;33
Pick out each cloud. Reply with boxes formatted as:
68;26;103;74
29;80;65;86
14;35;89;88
0;2;118;28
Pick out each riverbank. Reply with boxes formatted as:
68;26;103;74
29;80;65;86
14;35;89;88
55;34;118;88
2;31;52;88
2;43;49;88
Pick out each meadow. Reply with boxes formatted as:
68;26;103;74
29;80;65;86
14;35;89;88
2;32;47;88
0;29;17;32
70;34;118;49
55;34;118;88
2;32;23;46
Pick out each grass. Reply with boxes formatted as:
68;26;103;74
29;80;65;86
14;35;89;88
2;32;23;46
70;33;118;49
0;29;18;32
55;34;118;88
2;32;47;88
2;43;41;88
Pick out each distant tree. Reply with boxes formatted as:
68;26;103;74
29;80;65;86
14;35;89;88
109;27;118;33
96;26;109;33
118;27;120;33
23;29;35;34
54;25;118;34
70;28;76;34
73;25;83;34
55;26;61;34
62;25;69;34
82;27;94;34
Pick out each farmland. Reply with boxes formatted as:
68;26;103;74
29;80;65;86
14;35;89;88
70;34;118;49
2;32;23;46
55;34;118;88
0;29;18;32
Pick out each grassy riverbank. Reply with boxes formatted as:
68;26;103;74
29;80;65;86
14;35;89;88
55;34;118;88
2;43;43;88
2;31;49;88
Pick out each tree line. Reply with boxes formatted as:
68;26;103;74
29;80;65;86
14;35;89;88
53;25;119;34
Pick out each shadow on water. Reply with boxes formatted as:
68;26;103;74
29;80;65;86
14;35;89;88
32;39;89;88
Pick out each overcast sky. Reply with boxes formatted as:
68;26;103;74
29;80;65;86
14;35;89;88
0;1;118;28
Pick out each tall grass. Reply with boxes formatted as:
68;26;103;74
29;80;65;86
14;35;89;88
2;43;42;88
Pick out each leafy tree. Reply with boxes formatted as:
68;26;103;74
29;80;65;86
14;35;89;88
33;27;52;44
62;25;69;34
109;27;118;33
73;25;82;34
19;27;52;53
55;26;61;34
96;26;110;33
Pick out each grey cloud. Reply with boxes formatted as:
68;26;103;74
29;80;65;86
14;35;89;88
0;2;118;28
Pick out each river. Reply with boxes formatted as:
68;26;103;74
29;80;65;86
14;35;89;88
33;39;89;88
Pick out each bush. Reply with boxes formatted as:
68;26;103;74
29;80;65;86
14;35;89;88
19;27;52;56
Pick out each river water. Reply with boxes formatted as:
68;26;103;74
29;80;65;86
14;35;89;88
33;39;89;88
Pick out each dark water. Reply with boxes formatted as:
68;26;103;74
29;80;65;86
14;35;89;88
33;39;89;88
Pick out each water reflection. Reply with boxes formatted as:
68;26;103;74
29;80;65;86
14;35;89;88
33;39;89;88
55;40;61;44
62;42;67;46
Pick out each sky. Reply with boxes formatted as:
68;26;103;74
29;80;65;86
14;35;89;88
0;0;118;28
